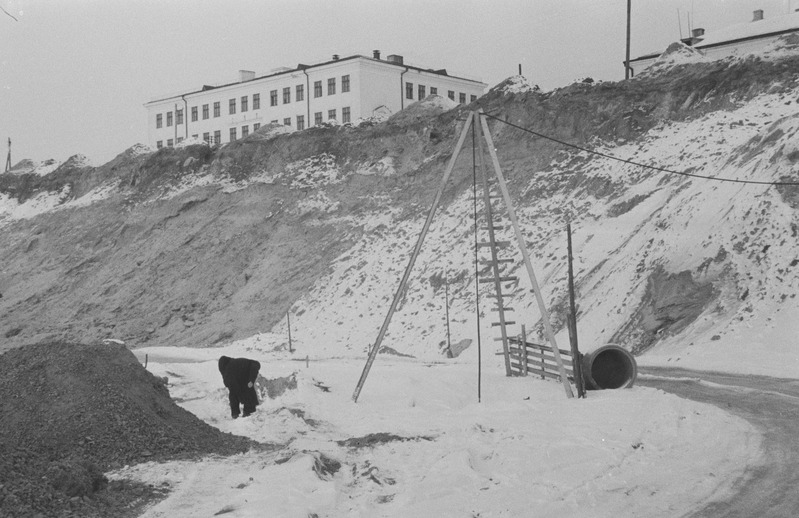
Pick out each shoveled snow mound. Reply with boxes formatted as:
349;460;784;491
387;94;459;125
491;75;541;95
758;32;799;61
175;136;208;149
6;158;61;176
247;122;292;140
639;42;707;77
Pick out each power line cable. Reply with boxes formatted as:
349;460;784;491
1;4;18;21
482;113;799;187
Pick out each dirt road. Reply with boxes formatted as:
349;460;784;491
637;367;799;518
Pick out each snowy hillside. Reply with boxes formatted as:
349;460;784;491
2;44;799;376
3;36;799;518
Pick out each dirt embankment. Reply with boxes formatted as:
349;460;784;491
0;341;260;517
2;54;798;354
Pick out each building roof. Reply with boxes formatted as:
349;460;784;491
695;10;799;48
145;54;486;106
630;10;799;64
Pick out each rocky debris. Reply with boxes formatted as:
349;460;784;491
611;267;717;354
336;433;434;449
0;341;260;517
257;372;297;400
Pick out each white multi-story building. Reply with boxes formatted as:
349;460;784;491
145;51;487;149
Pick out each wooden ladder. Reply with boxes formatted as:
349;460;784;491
475;122;517;377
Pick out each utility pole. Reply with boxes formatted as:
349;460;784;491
625;0;633;79
4;138;10;172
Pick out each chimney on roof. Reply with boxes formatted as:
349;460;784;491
373;50;381;60
387;54;404;65
332;54;340;61
753;9;764;21
239;70;255;82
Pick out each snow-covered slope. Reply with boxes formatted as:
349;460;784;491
1;45;798;379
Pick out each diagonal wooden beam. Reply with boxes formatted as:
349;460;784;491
352;111;475;402
478;111;574;398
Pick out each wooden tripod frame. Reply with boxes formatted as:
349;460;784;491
352;110;574;402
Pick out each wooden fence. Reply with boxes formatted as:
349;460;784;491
507;336;575;382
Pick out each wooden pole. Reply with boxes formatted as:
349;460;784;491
287;310;293;352
478;112;574;398
625;0;632;79
471;116;483;404
352;112;475;403
444;269;452;357
566;223;586;397
5;138;10;173
521;325;529;376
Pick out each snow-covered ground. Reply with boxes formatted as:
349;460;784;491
115;337;761;517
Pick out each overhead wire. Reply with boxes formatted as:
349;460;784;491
481;112;799;187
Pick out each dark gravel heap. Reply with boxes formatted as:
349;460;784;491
0;341;258;517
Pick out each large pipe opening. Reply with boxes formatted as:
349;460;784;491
582;345;637;390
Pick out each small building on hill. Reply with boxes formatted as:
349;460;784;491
629;9;799;74
144;51;487;149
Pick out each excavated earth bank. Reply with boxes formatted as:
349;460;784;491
0;341;262;517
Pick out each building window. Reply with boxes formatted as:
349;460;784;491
342;74;350;93
241;95;248;112
177;137;184;144
229;98;236;114
448;90;455;101
297;115;305;130
283;117;291;126
430;87;437;96
191;134;198;139
328;109;336;120
314;81;322;98
270;119;278;124
213;130;221;144
270;90;278;106
459;93;466;104
203;132;210;143
253;123;260;131
191;106;198;122
203;104;209;119
167;138;174;147
327;77;336;95
156;140;163;149
283;87;291;104
253;93;260;110
418;85;425;100
229;127;236;141
176;109;184;125
296;84;304;102
166;112;173;126
242;125;249;138
314;111;322;125
342;107;351;123
471;95;477;102
406;82;413;100
214;102;220;117
156;113;162;128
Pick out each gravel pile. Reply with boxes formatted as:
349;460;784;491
0;341;258;517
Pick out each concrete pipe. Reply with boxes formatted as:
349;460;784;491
581;344;637;390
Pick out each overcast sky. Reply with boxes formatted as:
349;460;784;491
2;0;797;165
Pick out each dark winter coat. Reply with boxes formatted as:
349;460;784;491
218;356;261;418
